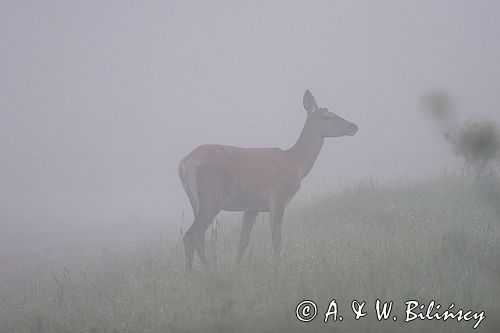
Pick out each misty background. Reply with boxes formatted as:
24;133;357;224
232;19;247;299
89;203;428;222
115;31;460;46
1;1;499;285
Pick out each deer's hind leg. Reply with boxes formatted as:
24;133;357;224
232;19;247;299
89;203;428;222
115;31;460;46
235;210;259;265
183;171;227;271
236;210;259;265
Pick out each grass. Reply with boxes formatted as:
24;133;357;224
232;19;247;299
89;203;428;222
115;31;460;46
1;176;499;333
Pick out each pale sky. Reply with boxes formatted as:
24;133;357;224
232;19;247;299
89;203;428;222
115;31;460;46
1;1;499;233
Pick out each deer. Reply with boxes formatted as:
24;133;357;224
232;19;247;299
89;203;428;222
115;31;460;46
178;90;358;270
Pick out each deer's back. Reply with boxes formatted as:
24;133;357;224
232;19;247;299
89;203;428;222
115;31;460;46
180;144;300;212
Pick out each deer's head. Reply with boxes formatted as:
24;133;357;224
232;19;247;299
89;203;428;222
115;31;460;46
303;89;358;138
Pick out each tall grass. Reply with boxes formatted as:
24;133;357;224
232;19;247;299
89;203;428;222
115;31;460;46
1;176;499;333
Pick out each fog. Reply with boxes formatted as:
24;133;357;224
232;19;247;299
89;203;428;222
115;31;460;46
1;1;499;286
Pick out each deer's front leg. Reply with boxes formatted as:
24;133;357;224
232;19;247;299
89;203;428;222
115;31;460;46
269;201;285;260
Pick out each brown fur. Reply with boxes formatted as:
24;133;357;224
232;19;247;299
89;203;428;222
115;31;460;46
179;90;358;270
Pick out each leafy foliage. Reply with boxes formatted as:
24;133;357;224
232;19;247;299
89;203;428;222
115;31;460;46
424;91;499;177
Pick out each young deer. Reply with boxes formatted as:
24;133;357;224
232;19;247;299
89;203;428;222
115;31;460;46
178;90;358;270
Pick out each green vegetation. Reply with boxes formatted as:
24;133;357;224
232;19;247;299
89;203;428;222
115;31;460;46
1;177;499;333
424;91;500;177
455;121;499;176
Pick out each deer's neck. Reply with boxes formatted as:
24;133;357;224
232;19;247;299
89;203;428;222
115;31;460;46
287;119;324;180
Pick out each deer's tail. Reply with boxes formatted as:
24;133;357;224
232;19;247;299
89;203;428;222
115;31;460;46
178;157;199;218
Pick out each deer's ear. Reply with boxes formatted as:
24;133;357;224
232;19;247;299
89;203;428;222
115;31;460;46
303;89;319;114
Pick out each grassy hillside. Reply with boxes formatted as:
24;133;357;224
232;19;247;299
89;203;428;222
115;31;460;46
1;176;499;333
